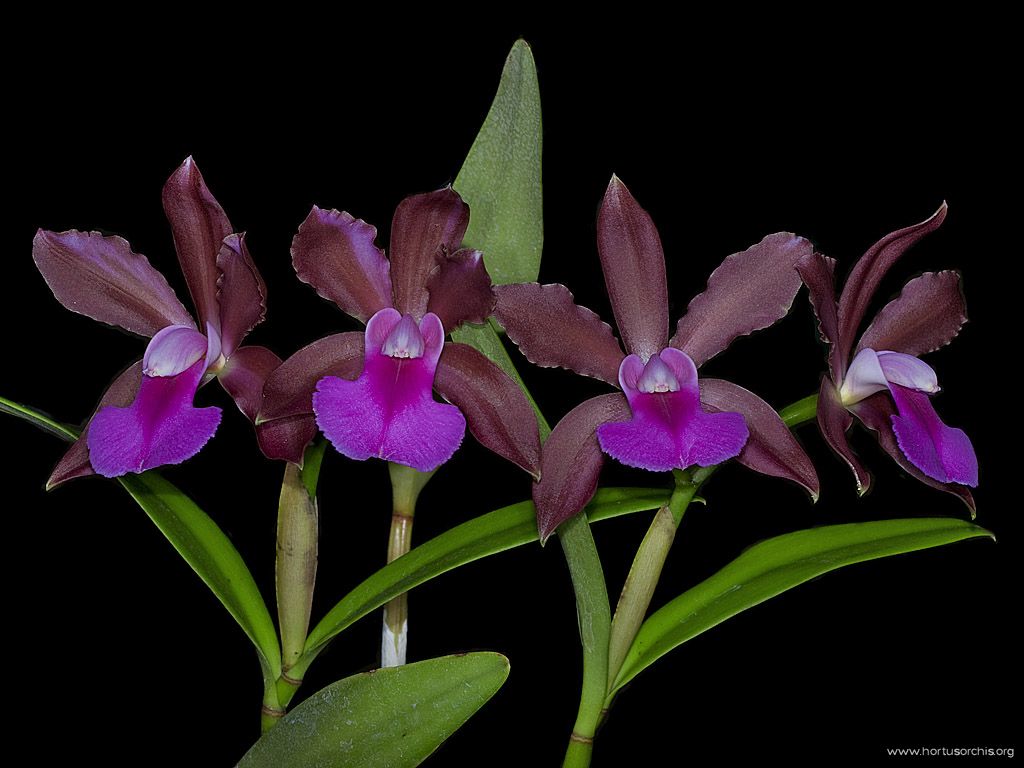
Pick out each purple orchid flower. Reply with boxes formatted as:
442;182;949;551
496;176;820;541
796;204;978;508
257;187;540;476
33;157;297;486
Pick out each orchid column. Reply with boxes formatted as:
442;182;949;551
260;187;540;667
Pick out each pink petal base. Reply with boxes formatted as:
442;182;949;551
313;308;465;472
598;348;748;472
87;358;221;477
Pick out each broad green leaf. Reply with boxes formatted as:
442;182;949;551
455;39;543;284
238;653;510;768
610;517;994;695
302;487;669;657
2;395;281;685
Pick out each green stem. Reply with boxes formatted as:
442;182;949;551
779;393;819;428
276;462;319;673
606;473;697;691
382;463;435;667
559;513;611;766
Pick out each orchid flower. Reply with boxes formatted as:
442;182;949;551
796;204;978;508
495;176;820;541
258;187;540;475
33;157;293;485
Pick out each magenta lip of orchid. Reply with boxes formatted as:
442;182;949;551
32;157;291;486
257;187;541;476
797;203;978;509
494;175;820;541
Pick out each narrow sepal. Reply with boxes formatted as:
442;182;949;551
291;206;392;323
217;234;267;356
32;229;194;337
596;176;668;360
433;342;541;477
857;270;967;358
162;157;234;333
494;282;624;385
671;233;813;366
836;203;948;367
699;378;820;499
534;393;631;542
259;333;365;422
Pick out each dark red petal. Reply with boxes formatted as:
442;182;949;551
389;188;469;317
796;251;842;380
255;416;319;465
291;206;392;323
671;233;813;367
259;333;365;422
217;234;267;356
534;393;632;543
217;345;279;422
494;282;624;385
596;176;668;360
46;361;143;488
425;249;495;331
433;343;541;477
851;392;976;513
699;378;819;499
836;203;948;367
817;375;872;495
33;229;194;337
162;157;234;333
857;271;967;357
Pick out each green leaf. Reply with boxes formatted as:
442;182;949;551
119;472;282;684
1;395;281;686
454;39;543;285
301;487;668;659
610;517;994;695
238;653;510;768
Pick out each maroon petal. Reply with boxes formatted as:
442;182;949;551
596;176;668;360
671;233;813;367
218;345;280;422
390;188;469;318
796;251;843;379
258;333;365;422
291;206;392;323
494;282;624;385
836;203;948;365
817;376;872;495
255;416;319;465
162;157;234;333
426;249;495;331
699;378;819;499
857;271;967;358
33;230;194;337
46;361;143;488
851;392;976;513
433;342;541;478
534;393;632;543
216;234;267;357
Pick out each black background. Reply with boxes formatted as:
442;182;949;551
4;22;1018;767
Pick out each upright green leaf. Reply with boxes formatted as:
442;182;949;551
238;653;510;768
610;517;994;695
455;39;543;285
2;396;281;686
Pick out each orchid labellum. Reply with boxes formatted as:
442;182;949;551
496;176;820;540
797;204;978;508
